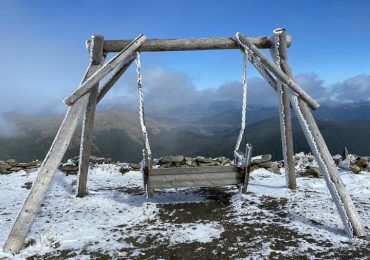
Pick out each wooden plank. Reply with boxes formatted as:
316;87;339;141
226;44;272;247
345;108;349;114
150;165;240;175
3;65;96;253
149;171;241;182
99;36;292;52
64;34;147;106
76;35;105;198
96;55;135;104
272;28;297;190
236;32;319;110
291;96;367;238
151;178;241;189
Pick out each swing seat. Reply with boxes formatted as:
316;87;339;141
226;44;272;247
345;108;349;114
147;165;243;190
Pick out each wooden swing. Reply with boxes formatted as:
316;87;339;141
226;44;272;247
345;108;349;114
4;30;367;254
134;51;253;197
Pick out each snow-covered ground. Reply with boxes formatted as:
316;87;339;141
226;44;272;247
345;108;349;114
0;163;369;259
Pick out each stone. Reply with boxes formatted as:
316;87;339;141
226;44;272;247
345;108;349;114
18;161;38;168
349;164;362;174
304;166;321;178
0;165;8;174
217;157;230;166
355;157;368;168
6;159;16;165
267;164;280;174
252;154;272;165
258;161;275;168
171;155;185;164
158;156;173;165
9;167;22;172
196;156;213;164
185;157;194;166
60;164;78;174
129;163;141;170
22;181;33;190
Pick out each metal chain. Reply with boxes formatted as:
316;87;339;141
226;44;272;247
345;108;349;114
135;52;152;161
234;50;248;153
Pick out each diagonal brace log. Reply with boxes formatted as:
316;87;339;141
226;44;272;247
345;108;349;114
64;34;147;106
235;32;320;110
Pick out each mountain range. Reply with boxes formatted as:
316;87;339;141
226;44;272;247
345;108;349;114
1;101;370;163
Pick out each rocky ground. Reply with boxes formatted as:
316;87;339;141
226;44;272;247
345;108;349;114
0;153;369;259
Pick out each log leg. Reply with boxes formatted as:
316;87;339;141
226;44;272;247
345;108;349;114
77;35;105;198
291;96;366;237
3;87;91;253
272;28;296;189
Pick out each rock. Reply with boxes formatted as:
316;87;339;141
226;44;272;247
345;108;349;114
60;164;78;174
158;155;185;166
119;167;130;174
6;159;16;165
9;167;22;172
129;163;141;170
267;164;280;174
304;166;321;178
18;161;38;168
0;165;8;174
185;157;194;166
258;161;275;168
90;155;112;164
252;154;272;165
217;157;230;166
22;181;33;189
355;157;368;168
204;161;220;167
195;156;213;164
349;164;362;174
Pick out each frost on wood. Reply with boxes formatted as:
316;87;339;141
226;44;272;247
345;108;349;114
291;95;354;237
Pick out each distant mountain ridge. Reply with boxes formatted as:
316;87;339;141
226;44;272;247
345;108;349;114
1;102;370;162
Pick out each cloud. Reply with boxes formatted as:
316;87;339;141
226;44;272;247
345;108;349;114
1;64;370;117
0;114;20;137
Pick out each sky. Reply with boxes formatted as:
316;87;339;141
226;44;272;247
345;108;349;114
0;0;370;124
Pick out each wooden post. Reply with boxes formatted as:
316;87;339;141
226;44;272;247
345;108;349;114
64;34;147;106
235;33;320;110
272;28;296;189
291;96;367;237
240;143;253;194
76;35;105;198
273;33;367;237
3;68;97;253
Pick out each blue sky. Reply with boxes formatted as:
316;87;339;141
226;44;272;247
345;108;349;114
0;0;370;115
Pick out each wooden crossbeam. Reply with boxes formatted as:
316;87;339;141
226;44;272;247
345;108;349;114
64;34;147;106
95;36;292;52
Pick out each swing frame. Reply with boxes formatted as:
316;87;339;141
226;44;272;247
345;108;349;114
3;29;367;254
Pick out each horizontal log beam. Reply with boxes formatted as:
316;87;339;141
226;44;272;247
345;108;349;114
91;36;292;52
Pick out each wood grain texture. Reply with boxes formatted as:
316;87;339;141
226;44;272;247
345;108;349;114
99;35;292;52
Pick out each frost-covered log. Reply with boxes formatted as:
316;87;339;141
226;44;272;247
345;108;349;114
272;28;296;189
3;61;103;253
96;36;292;52
291;97;367;237
97;55;135;103
235;32;319;110
64;34;147;106
77;35;106;198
